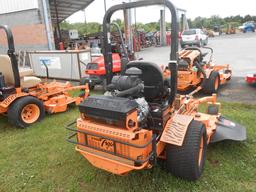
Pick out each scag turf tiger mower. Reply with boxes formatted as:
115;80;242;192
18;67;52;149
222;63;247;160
84;22;129;90
174;47;232;94
66;0;246;181
0;25;89;128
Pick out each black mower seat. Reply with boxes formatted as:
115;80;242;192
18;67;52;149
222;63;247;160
126;61;165;101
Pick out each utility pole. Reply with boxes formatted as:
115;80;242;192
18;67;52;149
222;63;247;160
160;9;166;46
104;0;107;13
128;0;133;53
123;0;133;53
54;0;62;43
134;8;137;29
124;8;129;45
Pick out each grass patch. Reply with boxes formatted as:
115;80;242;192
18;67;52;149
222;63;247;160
0;102;255;192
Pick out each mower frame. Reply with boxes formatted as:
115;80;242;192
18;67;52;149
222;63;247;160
102;0;179;85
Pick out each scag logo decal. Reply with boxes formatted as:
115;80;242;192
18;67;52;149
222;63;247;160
100;139;114;151
88;136;115;152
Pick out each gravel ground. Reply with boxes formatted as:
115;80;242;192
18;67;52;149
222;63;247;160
137;32;256;104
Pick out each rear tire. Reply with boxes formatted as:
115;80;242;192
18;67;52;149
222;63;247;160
8;96;45;128
202;71;220;94
79;78;91;98
80;77;94;90
224;69;232;81
166;120;207;181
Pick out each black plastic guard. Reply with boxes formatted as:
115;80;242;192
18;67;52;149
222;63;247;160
210;116;247;143
79;95;138;123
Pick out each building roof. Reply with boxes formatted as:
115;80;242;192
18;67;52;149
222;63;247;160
49;0;95;24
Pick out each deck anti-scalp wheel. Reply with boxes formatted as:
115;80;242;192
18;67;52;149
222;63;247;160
166;120;207;181
7;96;45;128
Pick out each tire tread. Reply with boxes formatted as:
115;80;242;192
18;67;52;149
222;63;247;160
166;120;207;181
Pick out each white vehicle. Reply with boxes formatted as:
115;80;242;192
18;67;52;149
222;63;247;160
181;29;208;48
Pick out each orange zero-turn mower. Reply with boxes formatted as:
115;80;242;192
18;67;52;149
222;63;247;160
171;46;232;94
0;25;89;128
66;0;246;181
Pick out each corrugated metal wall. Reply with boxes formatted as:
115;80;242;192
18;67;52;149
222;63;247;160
0;0;39;14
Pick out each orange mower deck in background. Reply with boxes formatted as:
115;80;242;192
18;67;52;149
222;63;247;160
174;47;232;94
66;0;246;181
0;25;89;128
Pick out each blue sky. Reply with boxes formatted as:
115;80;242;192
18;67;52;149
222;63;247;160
67;0;256;24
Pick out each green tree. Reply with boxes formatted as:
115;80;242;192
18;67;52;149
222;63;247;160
112;19;124;30
243;14;253;23
60;21;101;36
60;21;72;30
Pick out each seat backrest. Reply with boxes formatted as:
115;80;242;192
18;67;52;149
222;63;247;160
0;55;15;85
126;61;164;101
19;68;34;78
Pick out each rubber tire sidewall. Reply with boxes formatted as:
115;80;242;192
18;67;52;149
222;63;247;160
166;120;207;181
7;96;45;128
80;77;94;90
203;71;220;94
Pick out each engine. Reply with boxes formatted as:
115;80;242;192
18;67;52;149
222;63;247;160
76;67;154;171
79;67;150;127
105;67;144;96
134;97;149;124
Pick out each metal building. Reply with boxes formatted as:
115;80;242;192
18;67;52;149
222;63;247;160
0;0;94;53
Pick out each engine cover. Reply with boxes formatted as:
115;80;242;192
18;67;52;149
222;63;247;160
79;95;138;125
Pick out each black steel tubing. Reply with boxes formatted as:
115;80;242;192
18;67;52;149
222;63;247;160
102;0;179;85
111;22;128;59
0;25;20;88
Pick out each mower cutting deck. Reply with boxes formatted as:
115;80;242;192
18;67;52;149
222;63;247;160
0;25;89;128
66;0;246;181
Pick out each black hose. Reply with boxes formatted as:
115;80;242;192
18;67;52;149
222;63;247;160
111;22;128;59
202;46;213;63
116;83;144;97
